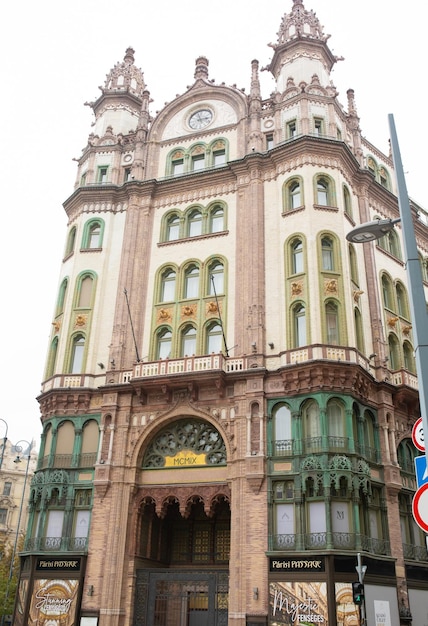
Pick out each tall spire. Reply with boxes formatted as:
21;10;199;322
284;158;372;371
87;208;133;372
102;47;146;98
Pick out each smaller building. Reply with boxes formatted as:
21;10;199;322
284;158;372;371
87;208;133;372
0;439;38;551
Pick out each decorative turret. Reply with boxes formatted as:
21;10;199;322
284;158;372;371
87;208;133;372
85;48;146;138
266;0;341;96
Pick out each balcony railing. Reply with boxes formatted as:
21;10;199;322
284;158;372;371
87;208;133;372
24;536;88;552
39;452;97;470
40;347;420;393
403;543;428;562
270;532;390;555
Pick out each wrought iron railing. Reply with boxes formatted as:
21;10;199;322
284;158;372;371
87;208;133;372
270;532;390;556
24;536;88;552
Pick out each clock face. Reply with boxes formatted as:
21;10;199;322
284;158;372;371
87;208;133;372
188;109;213;130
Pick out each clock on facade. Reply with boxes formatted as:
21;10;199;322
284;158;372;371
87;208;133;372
188;109;213;130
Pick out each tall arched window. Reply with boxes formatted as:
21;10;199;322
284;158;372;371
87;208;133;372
157;328;172;360
343;185;352;217
293;303;306;348
354;308;365;353
403;341;416;373
209;206;224;233
273;404;292;453
325;301;339;344
396;282;409;318
65;227;76;256
184;266;200;299
291;239;304;274
303;400;321;447
88;223;101;248
166;214;180;241
56;278;68;316
160;269;176;302
171;151;184;176
81;420;99;467
187;209;203;237
381;274;393;309
81;219;104;249
77;275;94;308
46;337;59;379
70;334;85;373
327;399;345;441
206;323;223;354
316;177;329;206
181;325;197;356
208;261;224;295
388;334;400;370
284;178;303;211
321;237;334;270
349;244;359;285
55;420;75;467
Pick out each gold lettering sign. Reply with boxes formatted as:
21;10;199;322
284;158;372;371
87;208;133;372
165;449;207;467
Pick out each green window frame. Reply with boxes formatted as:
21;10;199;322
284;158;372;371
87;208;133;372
81;219;105;250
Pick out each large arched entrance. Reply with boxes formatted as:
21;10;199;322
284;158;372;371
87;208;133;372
132;418;230;626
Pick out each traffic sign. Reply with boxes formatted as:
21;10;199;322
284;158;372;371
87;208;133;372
412;483;428;533
412;418;425;452
415;456;428;488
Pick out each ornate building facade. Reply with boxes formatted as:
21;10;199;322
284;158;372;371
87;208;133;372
15;1;428;625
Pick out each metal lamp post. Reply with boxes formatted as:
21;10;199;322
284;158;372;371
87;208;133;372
347;114;428;471
1;439;33;626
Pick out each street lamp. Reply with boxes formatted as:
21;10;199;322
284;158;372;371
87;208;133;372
347;114;428;472
1;439;33;626
0;420;8;470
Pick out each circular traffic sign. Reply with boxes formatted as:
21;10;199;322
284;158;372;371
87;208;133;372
412;483;428;533
412;418;425;452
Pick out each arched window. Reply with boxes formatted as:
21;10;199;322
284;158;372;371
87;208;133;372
208;261;224;295
82;219;104;250
291;239;303;274
325;301;339;345
378;229;401;259
157;328;172;360
284;178;303;211
273;404;292;452
396;282;409;318
160;269;176;302
388;333;400;370
70;334;85;373
316;177;329;206
349;244;359;285
77;275;94;308
171;150;184;176
354;308;365;353
206;322;223;354
81;420;99;467
184;266;200;299
293;303;306;348
166;214;180;241
56;278;68;316
321;237;334;271
65;227;76;256
209;205;224;233
187;210;203;237
180;325;197;356
381;274;393;309
343;185;352;217
303;400;321;446
190;147;205;171
419;253;428;282
327;399;345;441
212;141;226;167
46;337;59;379
403;341;416;373
55;421;75;467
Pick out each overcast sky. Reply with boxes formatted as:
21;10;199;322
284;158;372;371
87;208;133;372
1;0;425;446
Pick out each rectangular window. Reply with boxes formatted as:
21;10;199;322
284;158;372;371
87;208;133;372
314;118;324;136
124;167;132;182
287;120;297;138
266;134;274;150
80;172;87;186
74;510;90;538
276;504;294;535
97;166;108;183
213;150;226;166
45;510;65;549
331;502;350;533
3;482;11;496
172;160;184;176
0;508;7;525
191;154;205;171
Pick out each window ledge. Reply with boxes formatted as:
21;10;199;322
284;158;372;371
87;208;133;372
282;206;306;216
314;204;338;212
80;247;103;253
158;230;229;246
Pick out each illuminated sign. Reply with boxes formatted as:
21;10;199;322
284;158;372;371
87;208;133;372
36;558;81;571
164;449;207;467
270;557;325;572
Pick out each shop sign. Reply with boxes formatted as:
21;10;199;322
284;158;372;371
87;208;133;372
29;579;79;626
165;449;207;467
36;557;81;571
270;557;325;572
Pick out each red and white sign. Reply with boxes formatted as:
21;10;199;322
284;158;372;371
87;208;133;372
412;483;428;533
412;418;425;452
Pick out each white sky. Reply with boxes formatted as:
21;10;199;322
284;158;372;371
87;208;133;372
1;0;425;446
